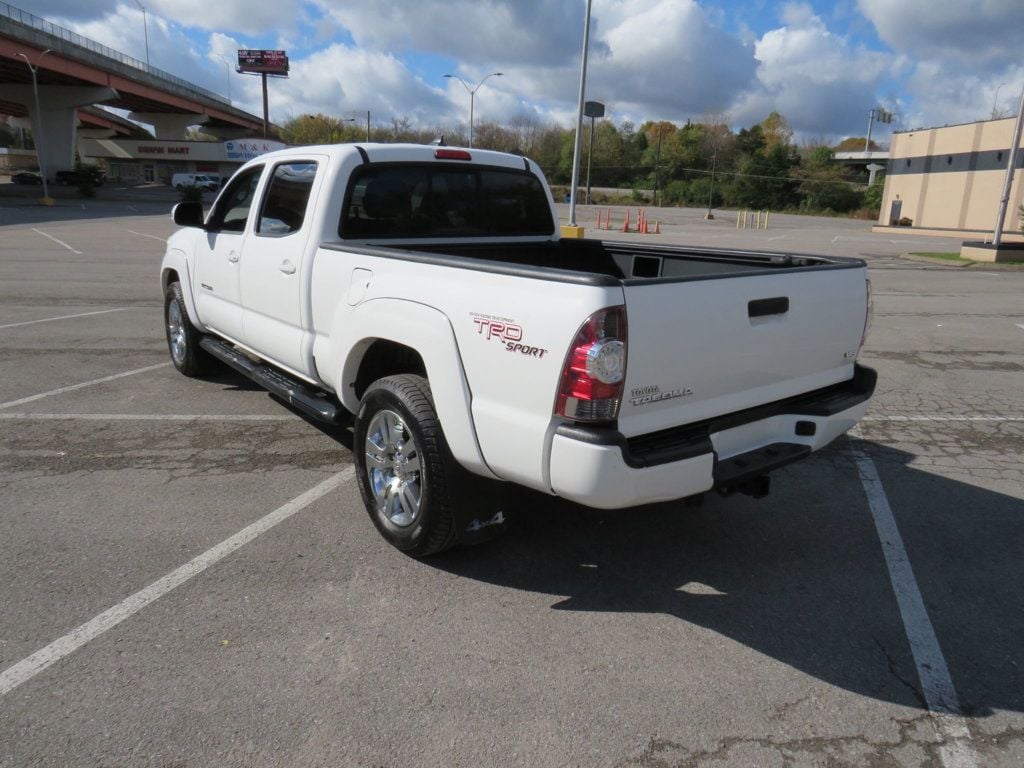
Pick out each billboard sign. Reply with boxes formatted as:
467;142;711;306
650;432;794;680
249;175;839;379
237;49;289;75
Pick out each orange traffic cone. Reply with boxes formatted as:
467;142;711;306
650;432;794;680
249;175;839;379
654;220;661;234
597;209;603;229
622;210;631;232
605;208;612;230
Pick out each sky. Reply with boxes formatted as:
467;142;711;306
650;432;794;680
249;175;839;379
15;0;1024;145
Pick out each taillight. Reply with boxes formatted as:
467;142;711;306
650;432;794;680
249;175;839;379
859;278;873;352
556;306;627;422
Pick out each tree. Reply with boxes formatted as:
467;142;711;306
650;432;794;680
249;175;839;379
834;137;883;152
759;111;793;152
279;113;362;145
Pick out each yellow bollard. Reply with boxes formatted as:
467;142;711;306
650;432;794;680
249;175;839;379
765;211;770;230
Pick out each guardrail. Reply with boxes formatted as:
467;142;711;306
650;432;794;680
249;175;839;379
0;1;229;106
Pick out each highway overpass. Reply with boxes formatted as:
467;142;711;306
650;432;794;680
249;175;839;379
0;2;265;175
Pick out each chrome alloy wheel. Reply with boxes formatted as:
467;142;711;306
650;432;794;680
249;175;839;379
167;299;187;366
364;409;424;528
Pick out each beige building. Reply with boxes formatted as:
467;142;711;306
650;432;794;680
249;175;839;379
875;116;1024;242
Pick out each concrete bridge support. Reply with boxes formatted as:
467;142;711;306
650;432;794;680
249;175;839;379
0;85;117;177
129;112;208;140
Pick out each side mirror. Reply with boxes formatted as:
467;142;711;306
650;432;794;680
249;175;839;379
172;201;205;228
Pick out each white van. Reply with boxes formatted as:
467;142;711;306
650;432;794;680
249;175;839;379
171;173;218;191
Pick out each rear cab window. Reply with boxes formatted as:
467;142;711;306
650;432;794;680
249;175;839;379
340;164;554;238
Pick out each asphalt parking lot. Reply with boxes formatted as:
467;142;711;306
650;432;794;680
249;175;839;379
1;195;1022;767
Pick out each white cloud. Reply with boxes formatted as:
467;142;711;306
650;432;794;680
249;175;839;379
314;0;581;67
732;6;897;137
858;0;1024;68
272;44;452;126
856;0;1024;129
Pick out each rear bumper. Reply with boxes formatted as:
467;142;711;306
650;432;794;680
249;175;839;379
549;364;876;509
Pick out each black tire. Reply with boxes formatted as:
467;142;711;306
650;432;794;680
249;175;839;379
354;375;460;557
164;281;211;377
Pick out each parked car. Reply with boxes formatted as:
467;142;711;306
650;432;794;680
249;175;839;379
55;167;106;186
10;171;43;185
171;173;218;191
162;143;875;556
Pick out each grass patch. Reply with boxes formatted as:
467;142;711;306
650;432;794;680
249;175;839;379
909;251;974;263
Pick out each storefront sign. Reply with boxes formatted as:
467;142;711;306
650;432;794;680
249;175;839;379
224;140;285;162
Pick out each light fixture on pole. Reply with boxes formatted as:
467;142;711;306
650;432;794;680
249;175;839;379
132;0;150;69
17;49;53;204
992;82;1007;119
443;72;502;148
216;54;233;104
567;0;593;228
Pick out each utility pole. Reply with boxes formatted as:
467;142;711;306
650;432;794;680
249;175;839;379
17;49;53;203
217;54;232;104
366;110;371;142
583;101;604;205
705;146;718;219
652;126;663;208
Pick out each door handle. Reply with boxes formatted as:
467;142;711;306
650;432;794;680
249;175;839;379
227;251;239;263
279;260;296;275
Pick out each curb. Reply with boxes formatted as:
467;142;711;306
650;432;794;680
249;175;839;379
898;253;1024;271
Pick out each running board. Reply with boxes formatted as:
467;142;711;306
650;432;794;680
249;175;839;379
199;336;344;425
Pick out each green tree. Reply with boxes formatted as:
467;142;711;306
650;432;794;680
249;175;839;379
280;113;363;144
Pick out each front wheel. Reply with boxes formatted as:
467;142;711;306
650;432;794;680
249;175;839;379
164;281;211;377
354;375;460;556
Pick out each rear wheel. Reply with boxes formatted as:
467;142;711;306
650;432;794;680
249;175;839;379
354;375;459;556
164;281;211;377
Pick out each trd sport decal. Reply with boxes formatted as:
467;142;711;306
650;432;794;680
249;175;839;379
470;312;549;359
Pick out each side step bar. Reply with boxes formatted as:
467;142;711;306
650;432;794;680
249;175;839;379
199;336;344;425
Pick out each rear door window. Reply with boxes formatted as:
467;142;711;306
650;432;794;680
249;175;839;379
341;165;553;238
208;166;263;232
257;162;318;236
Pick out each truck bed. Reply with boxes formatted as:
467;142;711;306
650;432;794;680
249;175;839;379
328;238;861;284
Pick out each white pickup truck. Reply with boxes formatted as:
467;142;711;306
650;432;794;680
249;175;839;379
161;143;875;555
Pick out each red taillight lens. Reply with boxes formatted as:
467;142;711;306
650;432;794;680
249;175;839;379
556;306;627;422
434;149;472;161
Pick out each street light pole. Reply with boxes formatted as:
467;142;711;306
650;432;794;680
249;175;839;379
216;54;232;104
568;0;593;228
993;83;1024;248
132;0;150;69
17;49;52;203
443;72;503;148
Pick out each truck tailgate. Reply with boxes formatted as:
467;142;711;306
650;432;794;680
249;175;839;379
618;268;868;438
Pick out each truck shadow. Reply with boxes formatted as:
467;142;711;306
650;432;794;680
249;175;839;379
429;437;1024;717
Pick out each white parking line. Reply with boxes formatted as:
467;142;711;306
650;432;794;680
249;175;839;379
30;228;83;255
127;230;166;242
0;308;128;330
1016;324;1024;332
0;468;354;697
0;412;294;422
849;431;978;767
0;363;170;410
